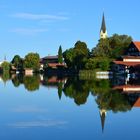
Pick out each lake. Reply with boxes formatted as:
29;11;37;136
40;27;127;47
0;74;140;140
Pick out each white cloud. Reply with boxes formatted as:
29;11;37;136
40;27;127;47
10;28;48;35
8;120;68;128
11;106;48;113
11;13;69;21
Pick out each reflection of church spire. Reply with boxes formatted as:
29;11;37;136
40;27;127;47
100;109;107;133
4;55;6;61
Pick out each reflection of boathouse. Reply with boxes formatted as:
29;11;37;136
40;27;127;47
113;84;140;108
40;76;67;89
113;85;140;93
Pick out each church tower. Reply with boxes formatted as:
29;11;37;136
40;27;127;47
100;13;108;39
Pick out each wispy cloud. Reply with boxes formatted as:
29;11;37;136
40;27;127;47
8;120;68;128
11;106;48;113
11;13;69;21
10;28;48;35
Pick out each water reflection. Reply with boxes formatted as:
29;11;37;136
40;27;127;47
0;74;140;133
1;74;138;110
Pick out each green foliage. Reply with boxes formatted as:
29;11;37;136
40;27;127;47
63;41;89;70
109;34;132;58
23;75;40;91
11;55;23;69
63;77;131;112
85;57;111;71
12;75;22;87
58;81;63;100
92;34;132;59
24;53;40;71
93;38;111;57
63;77;90;105
63;48;75;68
73;41;89;70
58;46;63;64
1;72;10;82
1;61;10;72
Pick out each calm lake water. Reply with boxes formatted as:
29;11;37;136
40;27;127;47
0;74;140;140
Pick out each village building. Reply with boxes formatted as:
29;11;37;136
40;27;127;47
113;41;140;74
40;55;65;69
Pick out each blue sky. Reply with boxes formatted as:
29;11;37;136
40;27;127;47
0;0;140;61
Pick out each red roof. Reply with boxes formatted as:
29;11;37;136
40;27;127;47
133;98;140;107
113;61;140;66
133;41;140;51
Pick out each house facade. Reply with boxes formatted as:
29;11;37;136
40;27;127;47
40;55;65;69
113;41;140;73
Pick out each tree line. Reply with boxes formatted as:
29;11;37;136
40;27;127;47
63;34;132;71
0;33;132;73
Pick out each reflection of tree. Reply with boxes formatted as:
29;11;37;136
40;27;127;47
95;89;131;113
23;75;40;91
12;74;23;87
90;79;111;95
63;77;132;112
63;77;90;105
1;72;10;83
58;81;63;100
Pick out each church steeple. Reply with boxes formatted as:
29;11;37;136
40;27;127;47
100;13;108;39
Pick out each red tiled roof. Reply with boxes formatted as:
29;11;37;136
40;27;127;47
133;41;140;51
133;98;140;107
113;61;140;66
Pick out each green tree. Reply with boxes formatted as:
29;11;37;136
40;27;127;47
11;55;23;70
74;41;89;70
93;38;111;57
58;46;63;64
85;58;98;70
63;41;89;70
24;53;40;71
92;34;132;59
63;48;75;68
1;61;10;72
109;34;132;58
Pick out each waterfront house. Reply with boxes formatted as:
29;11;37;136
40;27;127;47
126;41;140;56
113;41;140;73
40;55;65;69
